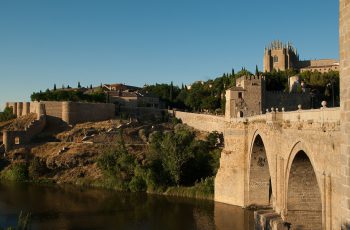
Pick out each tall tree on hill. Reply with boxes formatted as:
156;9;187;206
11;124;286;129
232;68;235;76
170;81;174;101
255;65;259;76
78;82;81;88
53;84;57;91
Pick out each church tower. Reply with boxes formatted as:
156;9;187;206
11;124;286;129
263;40;299;72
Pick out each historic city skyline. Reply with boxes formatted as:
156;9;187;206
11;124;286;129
0;0;339;108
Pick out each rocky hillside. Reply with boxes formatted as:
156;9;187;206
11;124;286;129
1;119;197;184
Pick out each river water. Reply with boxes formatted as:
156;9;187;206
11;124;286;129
0;183;254;230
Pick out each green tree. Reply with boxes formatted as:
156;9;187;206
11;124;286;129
0;107;15;122
159;127;195;185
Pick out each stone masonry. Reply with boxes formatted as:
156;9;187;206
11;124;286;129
340;0;350;227
6;101;115;126
215;108;341;229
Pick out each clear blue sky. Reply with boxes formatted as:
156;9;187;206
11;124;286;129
0;0;339;109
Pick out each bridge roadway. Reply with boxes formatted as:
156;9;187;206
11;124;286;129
214;107;341;229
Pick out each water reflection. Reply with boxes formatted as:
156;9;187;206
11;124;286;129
0;183;254;230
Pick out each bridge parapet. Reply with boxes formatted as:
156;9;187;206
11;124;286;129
230;107;340;124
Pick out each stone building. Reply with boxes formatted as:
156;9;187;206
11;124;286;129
299;59;339;73
264;40;339;73
225;75;311;118
103;83;161;108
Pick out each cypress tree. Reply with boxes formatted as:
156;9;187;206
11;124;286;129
170;81;174;101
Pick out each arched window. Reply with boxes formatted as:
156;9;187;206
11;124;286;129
273;56;278;62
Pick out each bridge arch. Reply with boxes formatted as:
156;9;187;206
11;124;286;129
247;131;274;206
285;142;323;230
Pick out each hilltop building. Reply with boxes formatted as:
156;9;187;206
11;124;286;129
263;40;339;73
103;83;161;108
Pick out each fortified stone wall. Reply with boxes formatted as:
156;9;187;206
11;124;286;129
172;111;225;133
61;102;115;125
339;0;350;226
5;101;115;125
118;106;167;120
264;91;311;111
42;101;63;118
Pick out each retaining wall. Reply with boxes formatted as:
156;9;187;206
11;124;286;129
172;110;225;133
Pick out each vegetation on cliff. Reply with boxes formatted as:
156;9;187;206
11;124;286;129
95;125;221;198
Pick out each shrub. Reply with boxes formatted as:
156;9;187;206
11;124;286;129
165;177;214;200
129;176;147;192
171;117;182;125
1;163;28;182
97;140;136;190
28;157;48;179
97;150;117;175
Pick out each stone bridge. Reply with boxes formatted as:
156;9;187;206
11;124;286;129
214;107;341;229
213;1;350;228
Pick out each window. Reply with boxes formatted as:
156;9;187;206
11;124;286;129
273;56;278;62
238;92;243;99
15;137;20;145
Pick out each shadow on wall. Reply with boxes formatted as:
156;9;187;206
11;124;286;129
33;116;70;142
342;224;350;230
